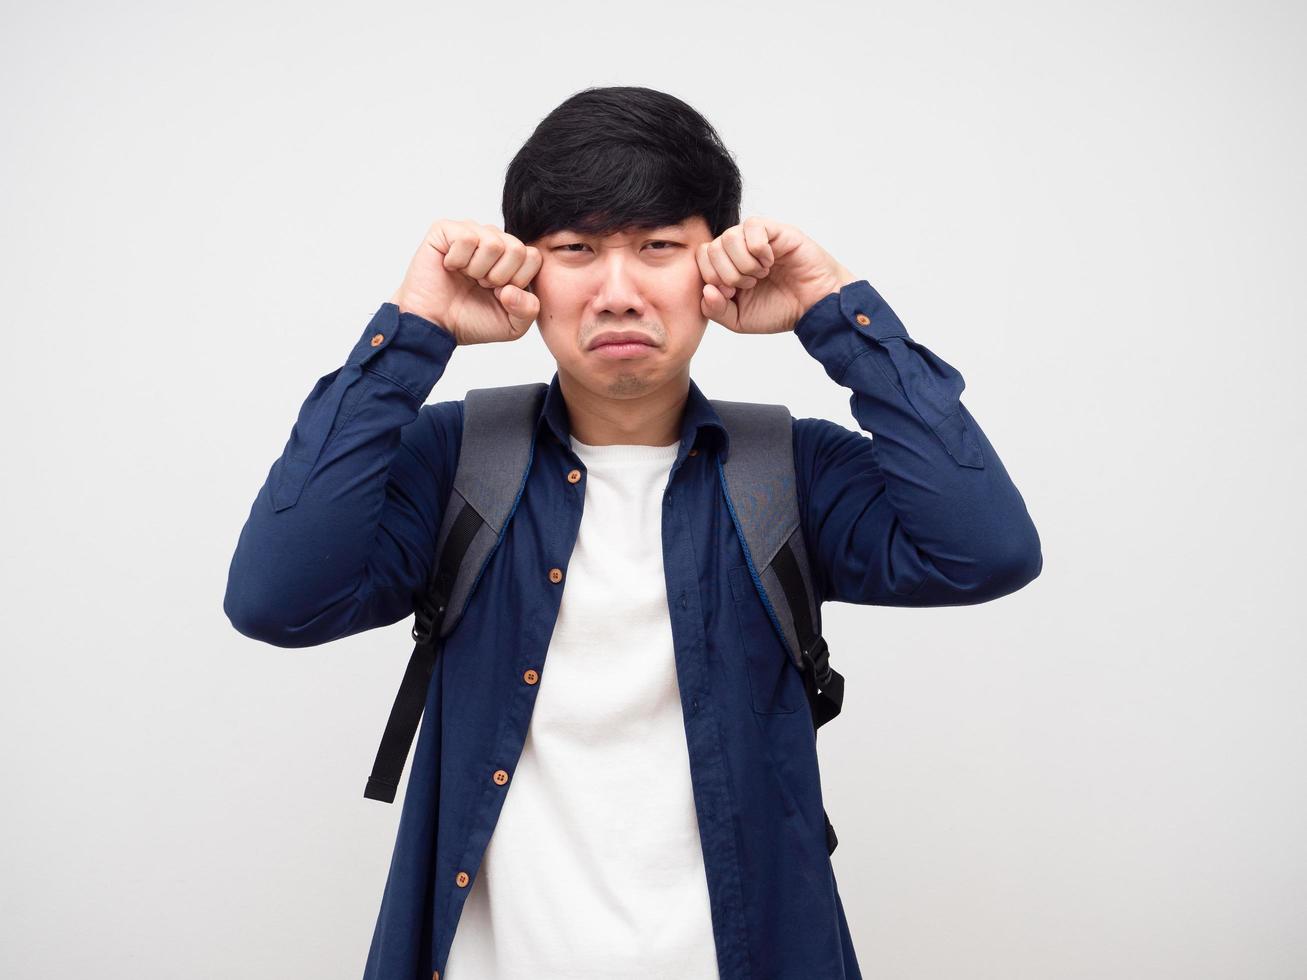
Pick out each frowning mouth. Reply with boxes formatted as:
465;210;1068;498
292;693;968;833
587;329;659;359
591;342;655;359
587;330;658;351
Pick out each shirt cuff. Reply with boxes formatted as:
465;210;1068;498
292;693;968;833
345;302;459;403
793;279;911;376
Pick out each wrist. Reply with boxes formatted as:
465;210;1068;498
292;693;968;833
391;292;454;340
796;266;858;318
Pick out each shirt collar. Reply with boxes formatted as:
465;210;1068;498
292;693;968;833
536;370;731;464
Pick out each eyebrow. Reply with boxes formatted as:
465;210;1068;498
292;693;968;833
553;227;685;242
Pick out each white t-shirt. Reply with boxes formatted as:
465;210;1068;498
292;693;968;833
442;435;720;980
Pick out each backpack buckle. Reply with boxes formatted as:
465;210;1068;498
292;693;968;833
411;593;447;645
802;635;832;687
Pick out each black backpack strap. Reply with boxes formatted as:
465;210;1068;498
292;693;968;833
710;399;845;854
363;383;546;803
362;502;480;803
779;543;841;855
771;540;845;731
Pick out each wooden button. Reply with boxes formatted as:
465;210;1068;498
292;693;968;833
433;971;440;980
523;668;539;685
370;332;386;346
688;448;698;457
455;871;470;887
548;567;563;583
854;313;870;326
567;468;582;483
492;769;509;785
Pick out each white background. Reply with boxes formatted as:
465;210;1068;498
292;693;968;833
2;1;1303;977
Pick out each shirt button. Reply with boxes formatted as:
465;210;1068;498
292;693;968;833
688;448;698;457
854;313;870;326
523;668;539;685
492;768;509;785
370;332;386;346
433;972;440;980
566;468;582;483
548;567;563;584
455;871;470;888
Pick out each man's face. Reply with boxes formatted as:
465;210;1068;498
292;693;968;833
528;215;714;400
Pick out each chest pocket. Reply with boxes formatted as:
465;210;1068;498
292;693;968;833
728;563;799;715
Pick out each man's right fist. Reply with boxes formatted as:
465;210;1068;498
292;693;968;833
390;219;543;345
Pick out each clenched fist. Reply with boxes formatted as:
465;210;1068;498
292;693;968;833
390;219;543;345
696;216;855;335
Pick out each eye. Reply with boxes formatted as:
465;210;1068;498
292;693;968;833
551;241;680;253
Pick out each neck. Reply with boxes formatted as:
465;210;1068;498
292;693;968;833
558;368;688;447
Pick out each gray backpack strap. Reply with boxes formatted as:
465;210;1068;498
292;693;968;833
710;399;844;726
364;382;544;804
711;399;844;855
710;400;818;666
434;382;548;637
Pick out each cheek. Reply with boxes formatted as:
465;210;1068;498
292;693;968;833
531;282;582;352
666;270;709;323
533;267;585;312
674;258;708;303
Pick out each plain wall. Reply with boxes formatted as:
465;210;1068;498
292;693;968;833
2;0;1303;977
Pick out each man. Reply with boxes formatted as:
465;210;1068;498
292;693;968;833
224;85;1042;980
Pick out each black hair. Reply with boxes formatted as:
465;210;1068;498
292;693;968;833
501;86;742;245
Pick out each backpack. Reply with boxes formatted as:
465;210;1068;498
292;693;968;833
363;382;846;854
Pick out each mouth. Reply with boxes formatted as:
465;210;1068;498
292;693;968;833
587;330;659;358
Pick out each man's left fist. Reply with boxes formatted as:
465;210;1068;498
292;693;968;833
695;216;857;334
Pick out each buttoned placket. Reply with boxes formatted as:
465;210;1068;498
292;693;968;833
443;439;590;937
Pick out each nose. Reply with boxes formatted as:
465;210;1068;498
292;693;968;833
590;250;646;320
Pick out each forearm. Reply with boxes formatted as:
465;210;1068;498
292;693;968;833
795;280;1041;603
223;303;459;645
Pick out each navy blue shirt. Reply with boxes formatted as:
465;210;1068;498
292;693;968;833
224;279;1042;979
